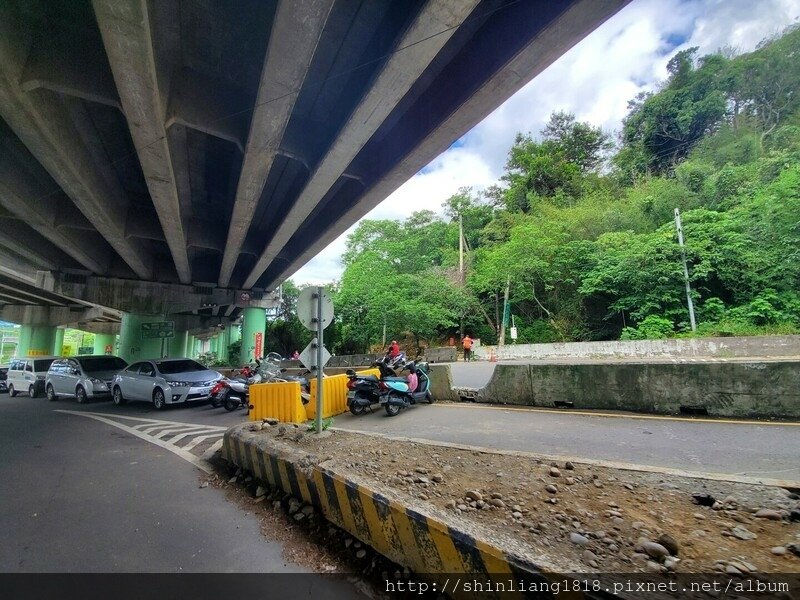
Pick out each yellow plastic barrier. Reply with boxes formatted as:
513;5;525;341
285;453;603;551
306;368;380;420
248;381;306;423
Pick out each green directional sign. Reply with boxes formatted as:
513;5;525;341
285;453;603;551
141;321;175;339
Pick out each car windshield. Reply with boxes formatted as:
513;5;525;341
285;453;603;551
34;359;56;372
155;360;207;375
78;356;127;373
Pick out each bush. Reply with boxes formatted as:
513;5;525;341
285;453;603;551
619;315;674;340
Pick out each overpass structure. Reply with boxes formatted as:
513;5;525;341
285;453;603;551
0;0;629;363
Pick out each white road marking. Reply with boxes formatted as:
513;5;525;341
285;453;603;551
55;410;228;473
169;429;225;445
182;434;226;452
201;439;224;460
154;425;220;440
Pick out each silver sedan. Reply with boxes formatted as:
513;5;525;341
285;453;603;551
111;359;222;409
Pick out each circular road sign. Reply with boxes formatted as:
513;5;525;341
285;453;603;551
296;287;334;331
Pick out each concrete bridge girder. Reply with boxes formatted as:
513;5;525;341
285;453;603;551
0;304;112;328
263;0;628;289
0;0;631;296
42;273;280;316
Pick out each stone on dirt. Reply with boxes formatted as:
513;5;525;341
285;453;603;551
657;533;679;556
754;508;782;520
489;498;505;508
565;461;575;470
642;541;670;561
570;533;589;546
255;486;266;498
465;490;483;502
730;526;757;540
549;467;561;477
545;484;558;494
771;546;787;555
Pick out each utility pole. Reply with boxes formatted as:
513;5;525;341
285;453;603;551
498;277;510;346
458;212;465;341
674;208;697;332
458;213;464;285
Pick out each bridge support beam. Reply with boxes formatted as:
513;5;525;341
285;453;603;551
93;333;116;355
240;307;266;365
118;313;169;363
17;325;56;357
53;327;65;356
167;330;189;359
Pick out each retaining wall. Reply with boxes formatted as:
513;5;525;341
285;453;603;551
472;360;800;418
474;335;800;361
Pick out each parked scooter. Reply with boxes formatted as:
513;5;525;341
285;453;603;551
379;361;433;417
210;363;262;411
345;356;405;415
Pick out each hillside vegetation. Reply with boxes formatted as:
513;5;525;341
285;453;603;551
286;28;800;354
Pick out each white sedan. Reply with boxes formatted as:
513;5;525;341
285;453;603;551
111;358;222;409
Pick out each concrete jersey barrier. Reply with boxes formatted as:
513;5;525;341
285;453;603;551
471;360;800;418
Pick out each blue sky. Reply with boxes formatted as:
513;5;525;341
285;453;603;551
292;0;800;285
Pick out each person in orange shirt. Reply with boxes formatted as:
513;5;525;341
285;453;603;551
462;334;473;362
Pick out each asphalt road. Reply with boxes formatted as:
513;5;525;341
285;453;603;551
0;394;360;593
34;387;800;483
334;403;800;482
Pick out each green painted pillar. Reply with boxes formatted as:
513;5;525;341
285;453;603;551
118;313;168;363
17;325;57;357
229;323;241;344
240;307;266;364
93;333;116;355
186;335;196;358
53;327;65;355
217;327;229;364
168;330;188;358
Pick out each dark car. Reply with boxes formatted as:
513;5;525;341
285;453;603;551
0;365;8;393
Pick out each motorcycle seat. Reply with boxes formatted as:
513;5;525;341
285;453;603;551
358;374;379;382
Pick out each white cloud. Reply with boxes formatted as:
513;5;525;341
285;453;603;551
292;0;800;285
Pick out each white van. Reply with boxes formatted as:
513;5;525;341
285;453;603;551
7;356;59;398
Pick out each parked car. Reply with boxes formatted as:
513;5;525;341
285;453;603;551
0;365;8;393
7;356;59;398
46;355;128;403
111;358;222;409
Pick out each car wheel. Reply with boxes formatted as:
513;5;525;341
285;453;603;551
153;388;166;410
46;384;57;402
113;386;126;406
9;384;16;397
29;384;39;399
384;402;401;417
426;391;434;404
75;385;87;404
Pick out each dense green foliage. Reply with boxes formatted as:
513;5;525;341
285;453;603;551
318;28;800;351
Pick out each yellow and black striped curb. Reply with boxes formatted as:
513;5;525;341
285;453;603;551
221;425;611;599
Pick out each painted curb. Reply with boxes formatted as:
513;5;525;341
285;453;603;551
221;424;608;598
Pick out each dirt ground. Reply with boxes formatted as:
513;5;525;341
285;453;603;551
245;421;799;576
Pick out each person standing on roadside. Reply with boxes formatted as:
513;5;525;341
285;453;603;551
462;334;473;362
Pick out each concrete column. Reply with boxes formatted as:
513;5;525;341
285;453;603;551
16;325;57;357
187;335;196;358
217;327;229;364
229;323;241;344
167;330;188;358
240;307;266;364
118;313;167;363
93;333;117;355
53;327;65;355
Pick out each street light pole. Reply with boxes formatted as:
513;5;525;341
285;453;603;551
674;208;697;332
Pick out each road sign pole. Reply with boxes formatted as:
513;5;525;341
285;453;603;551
315;286;324;434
